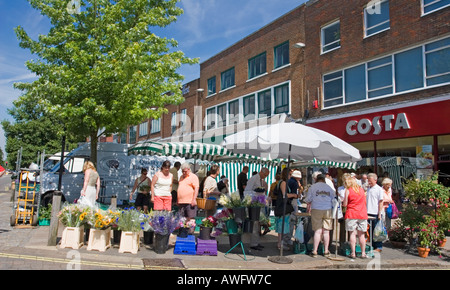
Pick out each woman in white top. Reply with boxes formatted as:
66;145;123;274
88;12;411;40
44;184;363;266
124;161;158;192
151;161;173;211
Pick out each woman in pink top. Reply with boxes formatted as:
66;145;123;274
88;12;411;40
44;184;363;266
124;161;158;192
343;176;368;259
151;161;173;211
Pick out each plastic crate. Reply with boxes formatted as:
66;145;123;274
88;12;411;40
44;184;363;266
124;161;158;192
293;242;306;254
340;243;373;257
307;243;324;255
196;238;218;256
174;235;196;255
194;216;203;232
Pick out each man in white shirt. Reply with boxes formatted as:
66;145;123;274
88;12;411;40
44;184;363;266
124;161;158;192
366;173;384;252
244;168;269;198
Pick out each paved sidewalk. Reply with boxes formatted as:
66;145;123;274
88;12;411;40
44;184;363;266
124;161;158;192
1;183;449;270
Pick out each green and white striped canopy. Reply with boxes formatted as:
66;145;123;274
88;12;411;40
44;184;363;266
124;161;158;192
128;141;232;161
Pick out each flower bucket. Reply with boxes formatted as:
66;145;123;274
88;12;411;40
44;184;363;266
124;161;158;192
248;206;261;221
60;226;84;249
233;207;247;224
199;226;212;240
154;233;170;254
229;233;242;248
243;219;254;233
39;219;50;226
417;247;430;258
87;228;111;252
113;230;121;244
178;227;189;238
225;219;238;234
143;231;154;245
118;231;140;254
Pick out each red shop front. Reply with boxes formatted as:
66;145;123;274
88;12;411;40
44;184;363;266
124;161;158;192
307;96;450;188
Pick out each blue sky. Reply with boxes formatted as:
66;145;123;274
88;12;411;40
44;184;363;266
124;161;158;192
0;0;306;159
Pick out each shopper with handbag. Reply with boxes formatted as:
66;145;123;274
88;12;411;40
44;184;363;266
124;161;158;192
130;168;152;213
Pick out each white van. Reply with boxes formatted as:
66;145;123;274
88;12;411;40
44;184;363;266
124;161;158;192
40;142;184;205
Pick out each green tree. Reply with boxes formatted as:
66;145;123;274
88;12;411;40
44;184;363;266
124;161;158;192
14;0;197;165
1;92;81;170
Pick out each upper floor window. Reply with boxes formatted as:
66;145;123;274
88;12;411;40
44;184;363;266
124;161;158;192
243;95;256;122
258;89;272;118
171;112;177;134
221;67;235;91
129;125;137;144
274;41;290;69
139;121;148;137
422;0;450;15
217;104;227;127
180;109;187;134
364;0;390;37
248;52;267;79
322;36;450;109
207;76;216;96
228;100;240;125
206;107;216;130
321;20;340;54
150;118;161;134
274;83;290;114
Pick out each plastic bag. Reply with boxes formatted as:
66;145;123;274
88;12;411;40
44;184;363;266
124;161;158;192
373;219;387;242
294;219;304;243
332;196;343;219
386;203;399;219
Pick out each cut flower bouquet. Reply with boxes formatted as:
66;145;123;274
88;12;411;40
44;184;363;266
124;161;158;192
148;211;181;235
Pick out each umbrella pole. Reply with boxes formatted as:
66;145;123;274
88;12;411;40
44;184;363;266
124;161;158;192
328;198;345;261
269;144;293;264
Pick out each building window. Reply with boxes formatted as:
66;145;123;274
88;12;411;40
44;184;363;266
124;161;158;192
274;83;289;114
422;0;450;15
217;104;227;127
322;36;450;109
206;107;216;130
248;52;267;79
364;0;390;37
323;71;343;108
394;47;424;93
321;20;340;54
228;100;240;125
171;112;177;134
368;56;393;98
150;118;161;134
139;121;148;137
274;41;290;69
258;89;272;118
207;76;216;96
425;37;450;86
129;125;137;144
221;67;235;91
180;109;187;134
243;95;255;122
345;64;366;104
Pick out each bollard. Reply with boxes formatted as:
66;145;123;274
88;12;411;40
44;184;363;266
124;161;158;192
47;191;62;246
110;195;117;210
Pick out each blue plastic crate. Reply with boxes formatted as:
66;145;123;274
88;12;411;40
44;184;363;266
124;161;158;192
174;235;196;255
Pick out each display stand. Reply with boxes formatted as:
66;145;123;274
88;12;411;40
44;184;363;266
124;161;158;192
225;239;247;261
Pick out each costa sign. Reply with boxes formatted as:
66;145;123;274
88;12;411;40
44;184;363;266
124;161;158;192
346;113;410;136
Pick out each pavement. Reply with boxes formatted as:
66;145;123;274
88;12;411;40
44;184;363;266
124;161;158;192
1;177;449;271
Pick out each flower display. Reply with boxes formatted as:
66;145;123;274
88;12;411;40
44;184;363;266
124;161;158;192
249;195;267;207
148;211;181;235
116;207;148;232
87;208;118;230
57;203;90;227
201;216;217;228
387;220;408;242
218;192;251;208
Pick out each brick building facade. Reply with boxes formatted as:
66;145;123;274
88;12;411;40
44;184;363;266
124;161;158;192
122;0;450;184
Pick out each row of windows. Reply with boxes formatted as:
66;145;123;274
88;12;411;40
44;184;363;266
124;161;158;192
205;82;290;129
321;0;450;54
323;36;450;108
207;42;290;96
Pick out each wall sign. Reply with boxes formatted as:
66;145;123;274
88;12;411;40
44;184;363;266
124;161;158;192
346;112;410;136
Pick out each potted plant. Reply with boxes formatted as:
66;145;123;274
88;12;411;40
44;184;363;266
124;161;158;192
248;195;266;221
38;204;52;226
58;203;90;249
199;216;217;240
218;192;251;223
388;220;408;248
416;216;442;258
116;208;147;254
148;211;181;254
178;218;196;238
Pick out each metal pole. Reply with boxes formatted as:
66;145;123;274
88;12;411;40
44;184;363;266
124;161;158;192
58;127;66;191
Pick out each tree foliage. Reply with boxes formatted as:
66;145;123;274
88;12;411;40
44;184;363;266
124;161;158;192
14;0;198;164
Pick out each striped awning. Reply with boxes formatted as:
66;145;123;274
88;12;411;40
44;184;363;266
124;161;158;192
292;158;357;170
128;141;233;161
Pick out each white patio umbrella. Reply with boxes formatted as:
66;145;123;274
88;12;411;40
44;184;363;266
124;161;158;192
221;122;361;163
221;122;362;264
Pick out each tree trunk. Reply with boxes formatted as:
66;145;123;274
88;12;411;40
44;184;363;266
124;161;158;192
90;131;98;168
